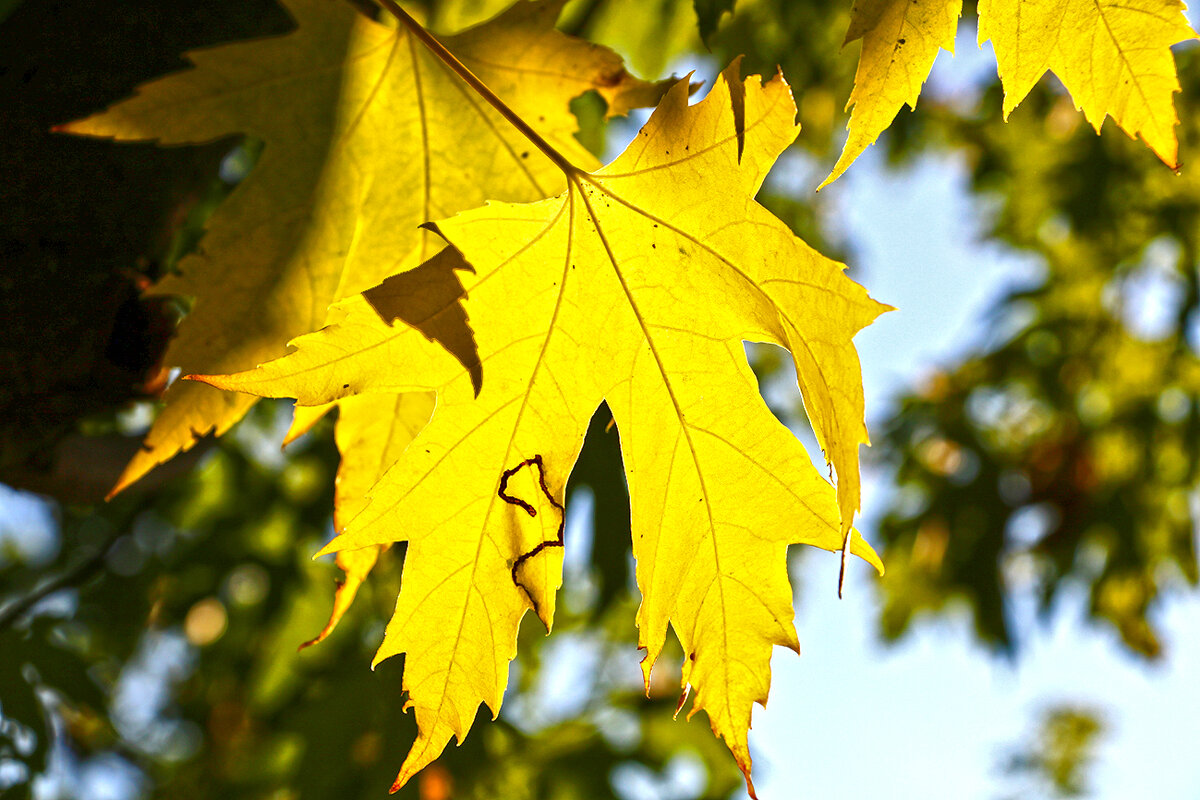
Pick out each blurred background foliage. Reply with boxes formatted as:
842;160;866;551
0;0;1195;796
871;47;1200;660
999;704;1107;799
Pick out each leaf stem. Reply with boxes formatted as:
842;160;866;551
838;534;849;599
373;0;580;177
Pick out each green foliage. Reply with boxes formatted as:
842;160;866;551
692;0;736;41
1001;705;1106;798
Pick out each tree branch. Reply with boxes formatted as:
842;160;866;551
0;527;122;631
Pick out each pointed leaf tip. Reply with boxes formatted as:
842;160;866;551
298;546;382;650
824;0;962;187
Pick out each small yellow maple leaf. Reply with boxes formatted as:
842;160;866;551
979;0;1197;168
60;0;667;497
821;0;962;189
198;62;888;796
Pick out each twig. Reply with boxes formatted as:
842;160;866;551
0;528;122;631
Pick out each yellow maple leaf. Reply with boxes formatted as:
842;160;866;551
821;0;962;189
199;62;888;795
60;0;665;497
979;0;1197;168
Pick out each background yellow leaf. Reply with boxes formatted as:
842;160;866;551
821;0;962;188
293;250;470;646
201;63;887;795
978;0;1197;167
296;391;435;650
61;0;666;498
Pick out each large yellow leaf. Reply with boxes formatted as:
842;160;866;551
979;0;1196;168
821;0;962;189
200;64;888;794
61;0;665;496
